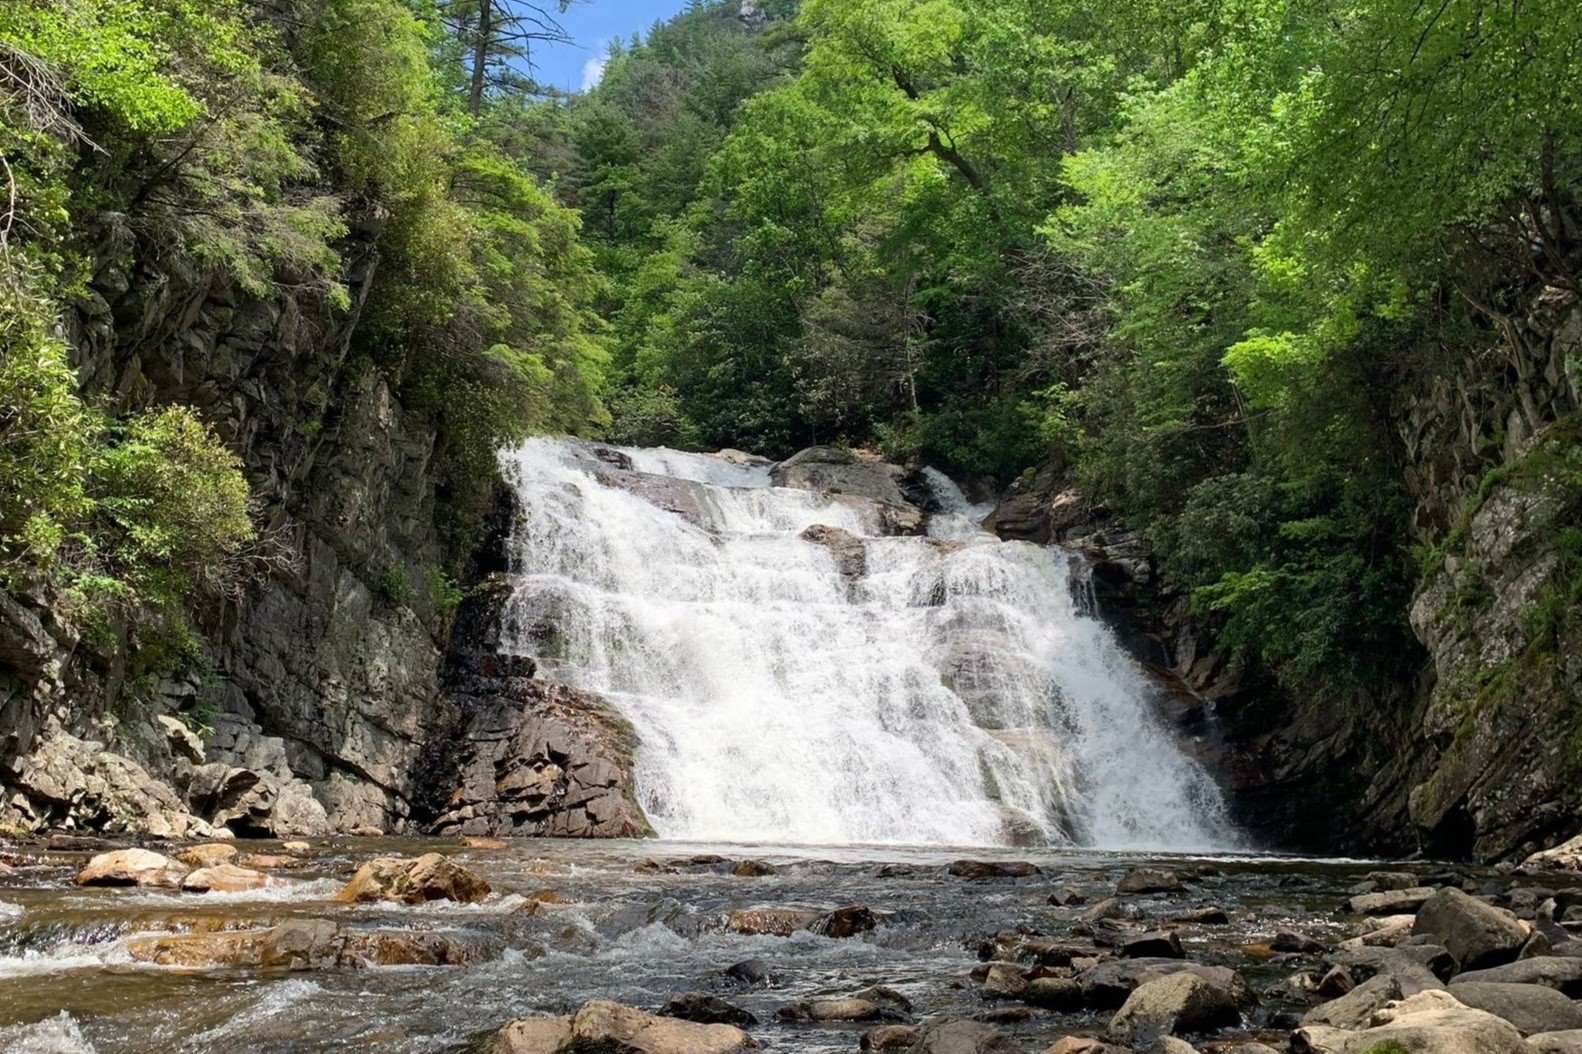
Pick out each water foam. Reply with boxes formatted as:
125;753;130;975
498;438;1234;850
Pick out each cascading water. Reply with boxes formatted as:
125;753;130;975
498;437;1235;850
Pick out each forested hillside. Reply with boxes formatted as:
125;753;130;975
529;0;1579;722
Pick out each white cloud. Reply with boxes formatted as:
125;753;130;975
581;54;608;92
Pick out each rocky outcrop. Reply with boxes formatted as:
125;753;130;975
771;447;927;535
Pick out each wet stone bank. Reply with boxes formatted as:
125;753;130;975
4;838;1582;1052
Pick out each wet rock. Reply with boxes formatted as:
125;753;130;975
862;1025;921;1050
429;674;651;840
75;848;189;889
1121;930;1184;959
488;1017;574;1054
800;525;867;581
1026;977;1084;1010
124;919;488;969
1317;965;1357;997
907;1019;1018;1053
1292;989;1528;1053
732;860;775;877
777;998;903;1023
238;853;298;870
947;860;1040;880
180;864;269;893
979;933;1096;966
1302;975;1404;1029
724;907;821;936
493;1000;756;1054
659;993;758;1028
1455;956;1582;994
1273;932;1327;954
1347;887;1437;916
1175;907;1229;925
812;905;878;938
1077;958;1254;1010
176;843;239;869
980;963;1029;1000
1106;972;1240;1045
854;987;915;1015
976;1007;1032;1025
1117;868;1184;894
333;853;490;905
1050;886;1088;906
1083;897;1143;923
1366;871;1423;891
1412;887;1528;969
771;448;924;536
724;959;772;986
1444;981;1582;1034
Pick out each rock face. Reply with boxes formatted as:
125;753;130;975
422;615;651;839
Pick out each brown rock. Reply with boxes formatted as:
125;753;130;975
464;836;509;849
725;906;821;936
124;919;488;970
333;853;490;905
238;853;297;870
75;849;188;889
176;844;238;869
569;999;756;1052
488;1017;574;1054
947;860;1040;880
181;864;270;893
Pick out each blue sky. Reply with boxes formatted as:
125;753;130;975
532;1;693;95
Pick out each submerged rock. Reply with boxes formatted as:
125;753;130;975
777;998;904;1023
123;919;488;969
947;860;1041;880
659;993;758;1028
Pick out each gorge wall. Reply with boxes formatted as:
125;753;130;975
986;294;1582;862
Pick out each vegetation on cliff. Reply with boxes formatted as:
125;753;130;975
0;0;608;655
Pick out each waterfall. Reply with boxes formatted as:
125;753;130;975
497;438;1235;850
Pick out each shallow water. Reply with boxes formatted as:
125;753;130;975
0;836;1474;1053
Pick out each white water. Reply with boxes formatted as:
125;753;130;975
498;438;1234;850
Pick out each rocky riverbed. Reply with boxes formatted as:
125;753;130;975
4;838;1582;1052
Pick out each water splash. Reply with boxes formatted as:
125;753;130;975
0;1013;98;1054
497;438;1234;850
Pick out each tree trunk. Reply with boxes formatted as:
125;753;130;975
469;0;492;116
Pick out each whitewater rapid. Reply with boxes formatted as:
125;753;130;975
497;438;1234;850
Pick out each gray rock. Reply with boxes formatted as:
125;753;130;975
1454;956;1582;995
659;993;758;1028
907;1019;1018;1053
1348;887;1438;915
1106;972;1239;1045
1077;958;1255;1010
1302;974;1403;1029
1025;977;1084;1010
1445;981;1582;1035
1412;887;1528;969
1121;930;1185;959
1529;1030;1582;1054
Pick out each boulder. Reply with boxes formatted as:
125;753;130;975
1348;887;1437;916
659;993;757;1028
1025;977;1084;1011
1121;930;1185;959
947;860;1040;880
333;853;490;905
1117;868;1184;894
724;959;772;987
724;907;821;936
1292;989;1529;1053
732;860;775;877
1077;958;1254;1009
1302;975;1404;1029
1336;944;1457;992
1106;973;1240;1044
862;1025;922;1050
980;963;1028;1000
1444;981;1582;1035
180;864;269;893
492;1000;756;1054
75;849;188;889
907;1019;1019;1053
176;843;238;869
1455;956;1582;995
1273;931;1327;954
1412;887;1528;969
1530;1032;1582;1054
812;905;878;938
